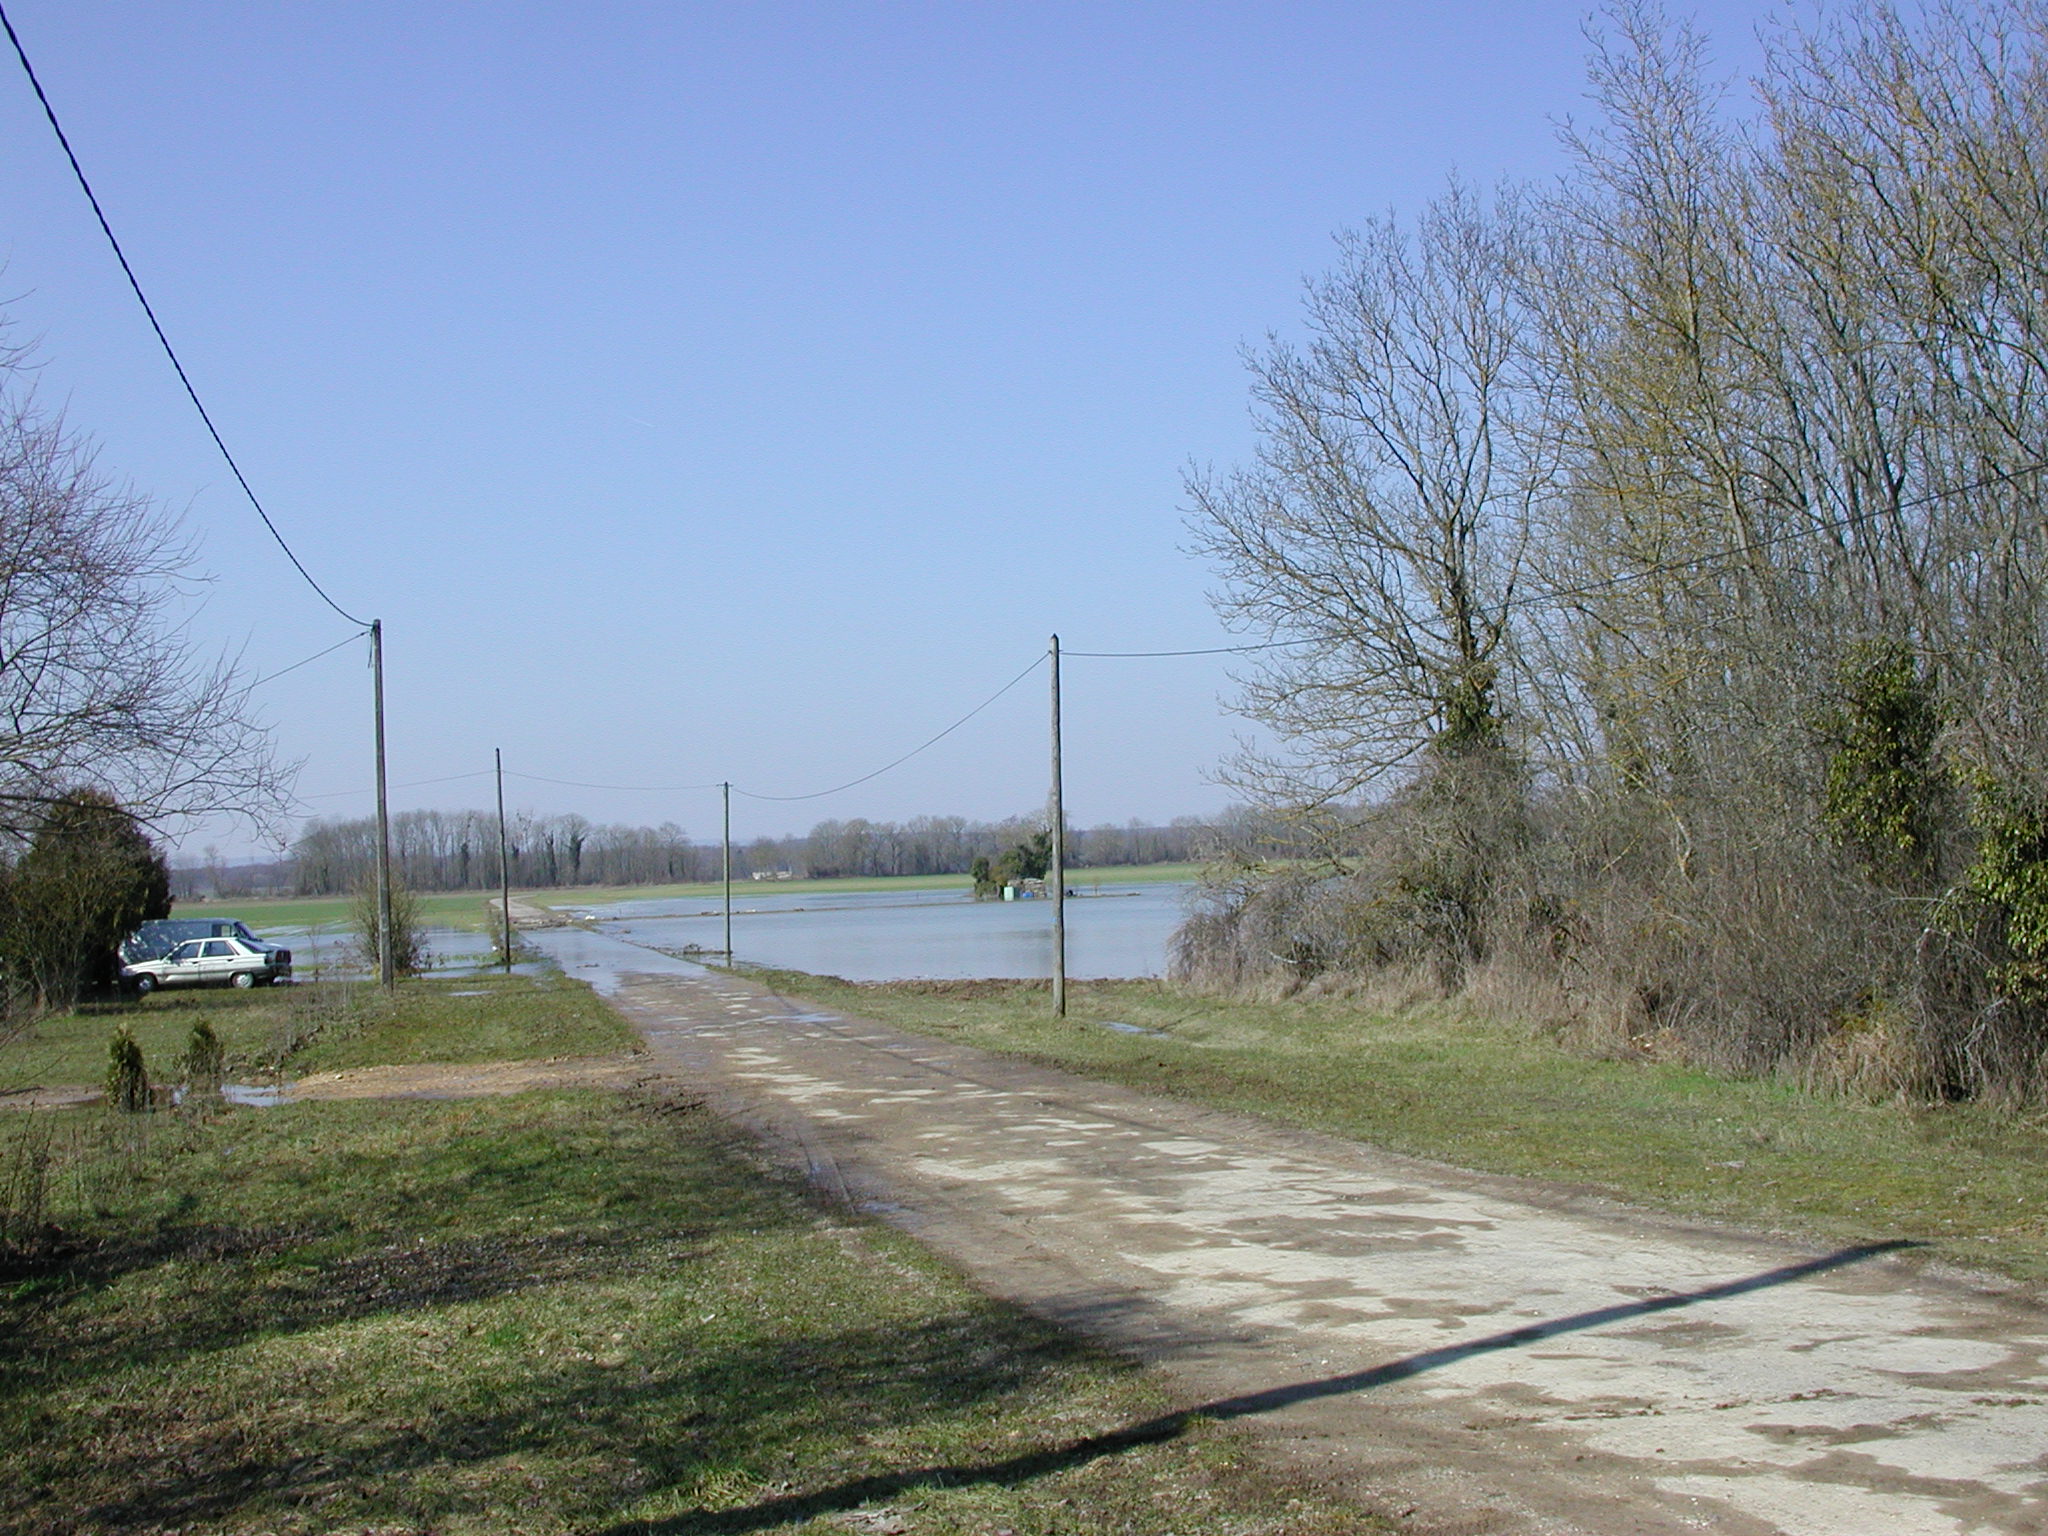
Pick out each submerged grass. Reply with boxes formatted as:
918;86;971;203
197;866;1199;930
530;862;1206;913
0;1087;1373;1535
750;972;2048;1288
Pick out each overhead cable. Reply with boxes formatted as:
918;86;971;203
505;770;725;793
1076;462;2048;658
1524;460;2048;610
0;3;370;628
296;769;493;801
249;628;369;689
1063;638;1315;658
734;653;1046;803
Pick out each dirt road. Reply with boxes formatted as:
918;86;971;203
544;931;2048;1534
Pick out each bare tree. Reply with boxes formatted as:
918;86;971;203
1174;0;2048;1093
1189;182;1549;807
0;348;286;840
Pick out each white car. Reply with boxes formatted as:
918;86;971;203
123;935;292;994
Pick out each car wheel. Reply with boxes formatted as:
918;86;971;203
232;971;256;989
133;974;157;997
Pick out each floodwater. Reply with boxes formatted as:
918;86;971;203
253;881;1195;987
566;880;1193;982
522;925;715;995
247;924;547;980
219;1082;289;1108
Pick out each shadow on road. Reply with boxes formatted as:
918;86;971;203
605;1238;1917;1534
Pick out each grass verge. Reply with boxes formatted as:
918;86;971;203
0;975;637;1092
0;1086;1374;1535
288;973;636;1073
749;972;2048;1288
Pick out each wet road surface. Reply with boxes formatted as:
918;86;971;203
533;928;2048;1536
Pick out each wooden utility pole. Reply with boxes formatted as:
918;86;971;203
1049;633;1066;1018
722;781;733;959
371;619;394;989
495;746;512;972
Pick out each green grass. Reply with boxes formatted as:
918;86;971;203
290;973;636;1073
190;890;498;934
0;975;637;1091
0;989;294;1092
0;1088;1375;1535
750;973;2048;1288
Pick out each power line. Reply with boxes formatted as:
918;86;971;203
1064;638;1314;658
733;653;1046;803
296;769;492;802
505;769;725;793
1075;462;2048;657
1525;460;2048;611
0;3;369;628
249;628;367;689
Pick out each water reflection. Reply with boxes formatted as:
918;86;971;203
593;881;1191;982
220;1082;290;1108
250;882;1192;987
248;924;548;980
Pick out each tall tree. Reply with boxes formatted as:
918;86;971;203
1189;182;1547;806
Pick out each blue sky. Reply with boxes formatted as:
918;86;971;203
0;1;1781;858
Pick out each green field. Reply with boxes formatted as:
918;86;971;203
754;972;2048;1289
178;890;498;934
0;978;1375;1536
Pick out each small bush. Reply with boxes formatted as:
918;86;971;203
180;1019;225;1092
104;1027;149;1114
350;873;428;977
0;1118;53;1255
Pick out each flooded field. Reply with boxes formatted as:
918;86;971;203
566;880;1192;982
254;880;1194;985
247;924;544;980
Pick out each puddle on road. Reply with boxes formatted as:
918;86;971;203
520;926;714;995
220;1083;290;1108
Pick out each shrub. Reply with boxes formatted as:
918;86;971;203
105;1027;149;1114
0;791;171;1016
1821;641;1947;884
350;872;427;977
180;1019;225;1092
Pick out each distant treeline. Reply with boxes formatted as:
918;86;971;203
168;858;291;901
285;809;1266;896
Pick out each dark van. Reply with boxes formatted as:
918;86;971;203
120;918;276;966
